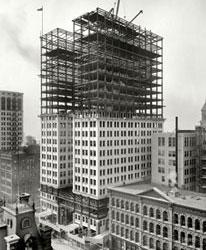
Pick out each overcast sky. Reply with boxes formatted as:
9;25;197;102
0;0;205;140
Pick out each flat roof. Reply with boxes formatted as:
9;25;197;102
109;182;206;211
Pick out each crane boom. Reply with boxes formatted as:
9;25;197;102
128;10;143;25
116;0;120;16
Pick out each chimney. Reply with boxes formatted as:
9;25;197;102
175;117;178;187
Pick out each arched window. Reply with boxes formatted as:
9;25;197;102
121;213;124;223
163;211;168;221
188;234;192;246
130;202;134;212
135;218;139;228
143;205;147;216
116;212;119;221
21;218;31;229
163;227;168;238
180;232;185;244
130;216;134;226
136;204;139;213
173;247;178;250
203;221;206;233
156;240;161;250
125;229;129;239
187;217;193;228
116;199;119;207
156;209;161;219
149;238;154;249
143;220;148;231
126;201;129;210
121;200;124;209
1;97;5;110
130;231;134;241
7;97;11;110
143;235;147;246
195;219;200;230
174;230;178;241
121;227;124;237
156;224;161;235
149;207;154;217
135;232;139;243
112;210;115;219
180;215;185;226
163;243;168;250
126;215;129;224
116;225;119;235
195;236;200;248
174;213;178;224
149;222;154;233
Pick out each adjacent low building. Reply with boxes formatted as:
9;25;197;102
152;130;196;191
0;144;40;207
108;182;206;250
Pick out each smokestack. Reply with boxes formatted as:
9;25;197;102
175;117;178;187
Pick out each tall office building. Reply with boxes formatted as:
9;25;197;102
39;7;164;240
0;91;23;151
72;7;163;235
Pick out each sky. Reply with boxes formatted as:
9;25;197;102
0;0;206;140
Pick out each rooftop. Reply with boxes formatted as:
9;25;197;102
109;181;206;211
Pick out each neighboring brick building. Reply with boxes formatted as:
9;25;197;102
0;145;40;206
109;182;206;250
0;90;23;151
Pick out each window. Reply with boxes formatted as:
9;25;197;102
149;238;154;249
156;240;161;250
203;221;206;233
195;236;200;248
188;234;193;246
135;218;139;228
149;222;154;233
22;218;31;229
143;221;147;231
163;243;168;250
143;235;147;246
174;214;178;224
180;215;185;226
156;225;161;235
143;206;147;216
149;207;154;217
188;217;193;228
163;227;168;238
163;211;168;222
156;209;161;219
174;230;178;241
135;232;139;243
180;232;185;243
195;219;200;230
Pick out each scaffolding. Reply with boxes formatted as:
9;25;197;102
40;28;76;114
73;8;163;118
